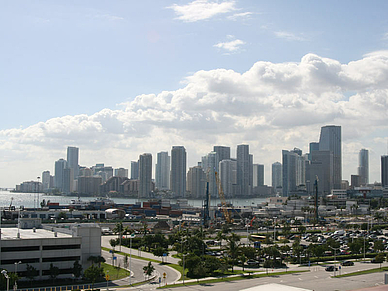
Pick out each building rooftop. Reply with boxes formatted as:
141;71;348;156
0;227;72;240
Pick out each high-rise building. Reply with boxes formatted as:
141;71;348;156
63;168;74;194
139;153;152;198
237;144;251;196
282;149;306;197
253;164;264;187
114;168;128;178
319;125;341;189
170;146;187;197
308;150;333;195
131;161;139;179
272;162;282;190
308;142;320;161
358;149;369;185
42;170;51;191
202;152;219;198
187;166;206;199
219;159;236;198
213;146;230;162
382;155;388;187
156;151;170;190
54;158;67;192
67;146;79;181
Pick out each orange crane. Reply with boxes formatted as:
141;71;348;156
214;171;232;224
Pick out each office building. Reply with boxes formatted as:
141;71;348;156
382;155;388;187
358;149;369;185
156;151;170;190
170;146;187;197
253;164;264;187
78;176;102;195
0;220;100;281
131;161;139;179
237;144;251;196
114;168;128;178
213;146;230;162
319;125;342;189
67;146;79;180
308;142;320;161
219;159;236;198
139;153;152;198
54;159;67;192
201;151;219;198
307;150;333;195
42;171;51;191
63;168;74;194
351;175;361;189
186;166;206;199
272;162;282;190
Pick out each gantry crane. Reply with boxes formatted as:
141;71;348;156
214;171;232;224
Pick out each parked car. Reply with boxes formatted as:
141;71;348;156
341;261;354;266
325;266;338;271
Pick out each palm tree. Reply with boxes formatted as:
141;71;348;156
227;233;241;272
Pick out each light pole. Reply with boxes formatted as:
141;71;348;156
14;261;21;290
106;270;109;291
37;177;40;208
329;247;340;276
129;233;135;285
2;270;9;291
273;217;277;242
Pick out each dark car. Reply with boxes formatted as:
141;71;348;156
341;261;354;266
247;259;259;266
325;266;338;271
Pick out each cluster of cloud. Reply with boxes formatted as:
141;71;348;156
168;0;238;22
1;52;388;187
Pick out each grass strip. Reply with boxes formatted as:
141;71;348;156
102;247;162;263
334;266;388;278
158;270;308;289
102;262;130;280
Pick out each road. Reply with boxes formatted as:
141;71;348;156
101;235;181;287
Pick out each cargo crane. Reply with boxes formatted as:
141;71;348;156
214;171;232;224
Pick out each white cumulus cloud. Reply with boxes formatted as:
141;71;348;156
214;39;245;52
1;52;388;187
168;0;236;22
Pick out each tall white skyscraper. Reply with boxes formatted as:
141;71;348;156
358;149;369;185
42;170;51;191
202;151;219;198
54;158;67;192
67;146;79;180
319;125;341;189
213;146;230;162
272;162;282;190
156;151;170;190
219;159;236;198
131;161;139;179
171;146;187;197
187;166;206;199
253;164;264;187
139;153;152;198
237;144;251;196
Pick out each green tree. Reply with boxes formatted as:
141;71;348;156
374;240;384;253
49;263;59;283
298;225;306;235
72;260;83;279
374;253;385;268
109;238;118;250
226;233;240;271
143;262;155;279
84;265;104;290
113;221;124;239
239;254;247;271
57;211;67;220
25;264;38;284
87;255;106;267
292;239;303;264
152;246;169;263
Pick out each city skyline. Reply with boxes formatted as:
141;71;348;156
1;1;388;187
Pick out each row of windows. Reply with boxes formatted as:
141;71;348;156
1;244;80;252
1;256;81;265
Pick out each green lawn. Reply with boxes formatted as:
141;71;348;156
102;262;130;280
334;266;388;278
158;270;308;289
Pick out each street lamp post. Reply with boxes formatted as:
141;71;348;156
14;261;21;290
2;270;9;291
106;270;109;291
273;217;277;242
129;233;135;285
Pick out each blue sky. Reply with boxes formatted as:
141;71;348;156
1;0;388;188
